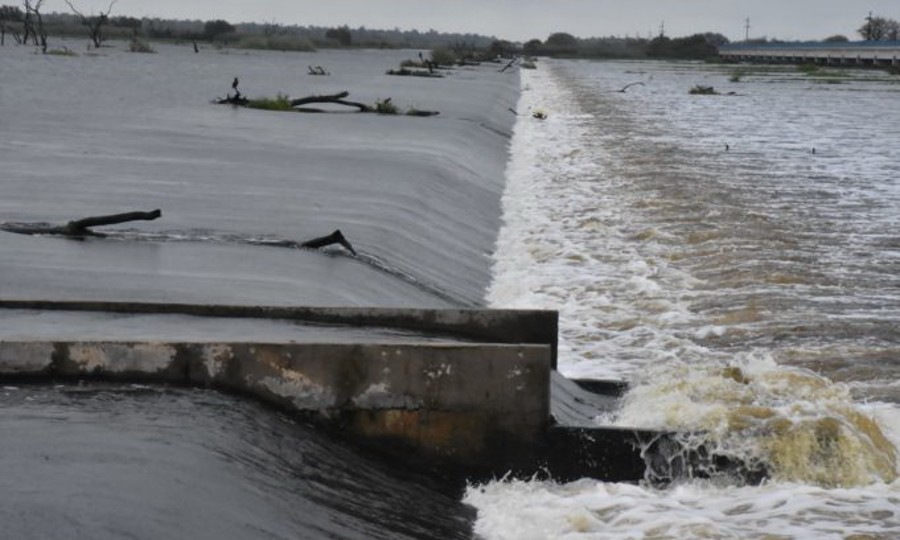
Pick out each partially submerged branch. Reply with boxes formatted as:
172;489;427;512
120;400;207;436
290;90;371;112
64;0;117;49
499;58;517;72
300;229;356;255
1;209;161;238
386;67;444;78
1;211;358;256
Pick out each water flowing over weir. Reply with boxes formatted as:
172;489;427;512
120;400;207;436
1;44;530;540
470;60;900;538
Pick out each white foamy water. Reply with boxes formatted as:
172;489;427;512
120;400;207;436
470;60;900;538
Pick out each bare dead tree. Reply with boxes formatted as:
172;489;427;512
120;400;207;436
64;0;117;49
0;5;24;46
21;1;35;45
22;0;46;53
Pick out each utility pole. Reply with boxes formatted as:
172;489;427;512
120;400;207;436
744;17;750;41
659;20;665;38
865;11;873;40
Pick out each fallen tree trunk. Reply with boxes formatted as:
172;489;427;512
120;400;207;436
386;68;444;78
66;210;162;233
1;209;162;238
2;211;358;256
289;91;371;112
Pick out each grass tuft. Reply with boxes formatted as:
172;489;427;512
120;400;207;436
247;93;294;111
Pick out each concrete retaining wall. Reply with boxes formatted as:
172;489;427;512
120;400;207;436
0;339;552;475
0;300;560;368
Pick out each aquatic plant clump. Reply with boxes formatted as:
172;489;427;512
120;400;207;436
374;98;398;115
129;38;155;53
689;85;718;95
246;93;294;111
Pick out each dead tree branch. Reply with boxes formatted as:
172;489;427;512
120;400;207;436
1;209;161;238
290;91;371;112
64;0;117;49
2;210;358;256
22;0;47;52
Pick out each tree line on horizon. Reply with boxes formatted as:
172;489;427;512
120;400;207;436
518;12;900;61
0;2;495;52
0;1;896;59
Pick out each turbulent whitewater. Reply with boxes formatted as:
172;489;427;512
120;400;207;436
471;59;900;538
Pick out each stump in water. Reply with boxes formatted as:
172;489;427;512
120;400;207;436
300;229;356;256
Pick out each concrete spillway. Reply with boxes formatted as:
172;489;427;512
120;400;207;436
0;300;705;484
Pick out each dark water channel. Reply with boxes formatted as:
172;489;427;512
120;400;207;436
0;384;474;539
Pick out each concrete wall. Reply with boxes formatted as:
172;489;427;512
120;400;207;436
0;300;560;368
0;339;552;475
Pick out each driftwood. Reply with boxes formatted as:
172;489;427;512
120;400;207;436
405;110;440;117
307;65;329;75
386;68;443;78
290;91;371;112
1;209;162;238
499;58;517;73
1;210;358;256
605;81;644;93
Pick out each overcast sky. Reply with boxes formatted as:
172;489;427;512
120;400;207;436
59;0;898;42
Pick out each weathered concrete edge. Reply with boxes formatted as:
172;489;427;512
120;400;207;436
0;300;560;368
0;340;552;476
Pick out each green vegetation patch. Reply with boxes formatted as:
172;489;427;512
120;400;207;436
374;98;399;115
689;85;718;95
246;93;294;111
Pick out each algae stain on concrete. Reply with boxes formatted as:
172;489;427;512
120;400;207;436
69;343;177;373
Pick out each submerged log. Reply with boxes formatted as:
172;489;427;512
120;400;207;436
2;211;358;256
1;209;162;238
289;91;371;112
386;68;444;78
